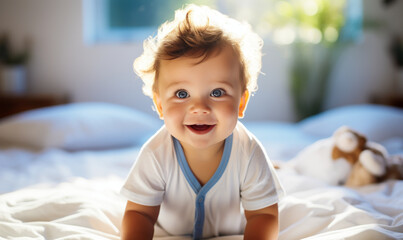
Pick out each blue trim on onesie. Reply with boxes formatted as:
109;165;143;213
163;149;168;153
173;135;233;240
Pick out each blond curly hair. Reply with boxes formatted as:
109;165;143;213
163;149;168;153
133;4;263;98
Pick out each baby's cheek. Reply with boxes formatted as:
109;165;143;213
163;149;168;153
163;105;185;120
218;102;239;117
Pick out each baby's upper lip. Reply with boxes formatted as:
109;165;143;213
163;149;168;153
185;123;216;126
184;118;217;126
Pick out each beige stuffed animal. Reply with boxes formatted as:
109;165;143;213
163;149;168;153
332;126;403;187
290;125;403;187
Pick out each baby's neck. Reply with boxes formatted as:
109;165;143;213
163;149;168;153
181;141;225;186
182;141;224;162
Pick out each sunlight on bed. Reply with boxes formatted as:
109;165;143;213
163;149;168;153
0;102;402;239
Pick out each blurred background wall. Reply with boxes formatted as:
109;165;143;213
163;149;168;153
0;0;402;122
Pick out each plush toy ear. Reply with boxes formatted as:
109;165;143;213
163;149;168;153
334;126;366;141
333;125;350;138
359;150;386;177
336;131;358;152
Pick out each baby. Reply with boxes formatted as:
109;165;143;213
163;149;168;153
121;4;284;240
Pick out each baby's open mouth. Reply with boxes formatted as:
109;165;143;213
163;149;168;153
186;124;215;134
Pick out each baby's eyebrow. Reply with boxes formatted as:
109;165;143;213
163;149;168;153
164;78;236;90
165;80;185;90
215;80;235;89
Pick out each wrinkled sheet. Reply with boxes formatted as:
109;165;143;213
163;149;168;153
0;147;139;194
277;168;403;240
1;119;402;239
1;169;402;239
0;177;124;240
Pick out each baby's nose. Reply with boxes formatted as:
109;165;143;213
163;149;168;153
190;100;210;114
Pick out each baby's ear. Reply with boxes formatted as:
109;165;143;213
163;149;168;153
152;94;164;119
238;90;250;118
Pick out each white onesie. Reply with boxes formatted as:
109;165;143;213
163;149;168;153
121;121;284;239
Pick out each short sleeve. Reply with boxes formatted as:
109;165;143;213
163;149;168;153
240;143;284;211
120;147;165;206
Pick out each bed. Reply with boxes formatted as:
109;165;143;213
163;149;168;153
0;102;402;239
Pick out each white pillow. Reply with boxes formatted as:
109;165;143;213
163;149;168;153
0;102;162;150
298;104;403;142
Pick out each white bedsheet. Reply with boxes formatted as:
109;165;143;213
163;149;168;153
277;168;403;240
0;146;139;194
0;177;124;240
1;166;402;239
1;111;403;239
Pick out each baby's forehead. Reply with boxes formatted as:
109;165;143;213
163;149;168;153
157;52;243;88
161;44;240;67
161;47;239;74
157;47;243;89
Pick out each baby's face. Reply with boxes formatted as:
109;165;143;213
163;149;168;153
154;45;248;150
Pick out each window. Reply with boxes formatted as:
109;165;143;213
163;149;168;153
83;0;216;44
83;0;361;44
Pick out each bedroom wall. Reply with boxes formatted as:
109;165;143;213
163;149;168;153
0;0;402;122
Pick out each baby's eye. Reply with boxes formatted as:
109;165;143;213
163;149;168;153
210;88;225;97
175;90;189;99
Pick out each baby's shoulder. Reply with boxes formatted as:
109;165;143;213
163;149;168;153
139;126;175;160
233;122;261;152
230;122;267;169
140;124;171;147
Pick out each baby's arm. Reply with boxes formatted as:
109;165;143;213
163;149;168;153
244;203;279;240
121;200;160;240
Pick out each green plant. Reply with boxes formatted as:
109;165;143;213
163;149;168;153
0;34;30;66
266;0;347;45
390;36;403;68
266;0;362;120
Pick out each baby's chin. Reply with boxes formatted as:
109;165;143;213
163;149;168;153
178;135;227;152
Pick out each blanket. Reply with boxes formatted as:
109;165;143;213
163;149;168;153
1;169;402;239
